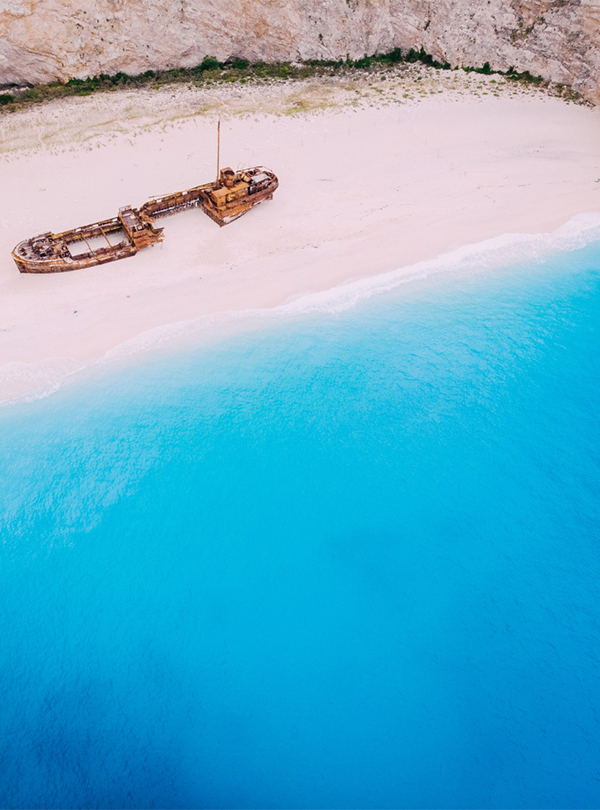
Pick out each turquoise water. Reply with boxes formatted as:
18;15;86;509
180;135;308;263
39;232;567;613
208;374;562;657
1;238;600;809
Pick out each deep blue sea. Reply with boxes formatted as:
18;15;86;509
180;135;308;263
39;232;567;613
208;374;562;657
1;232;600;809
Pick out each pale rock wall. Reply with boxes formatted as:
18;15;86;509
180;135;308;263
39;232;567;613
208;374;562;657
1;0;598;103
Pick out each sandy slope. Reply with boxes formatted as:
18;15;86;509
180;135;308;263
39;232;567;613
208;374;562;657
1;74;599;402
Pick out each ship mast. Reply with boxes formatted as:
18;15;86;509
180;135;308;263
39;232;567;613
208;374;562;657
216;119;221;185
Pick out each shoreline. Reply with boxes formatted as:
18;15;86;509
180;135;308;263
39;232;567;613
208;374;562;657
1;80;599;403
3;212;600;408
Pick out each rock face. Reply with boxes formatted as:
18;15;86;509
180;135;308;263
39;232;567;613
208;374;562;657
1;0;598;103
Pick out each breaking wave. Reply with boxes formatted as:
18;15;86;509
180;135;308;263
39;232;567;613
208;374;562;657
3;211;600;407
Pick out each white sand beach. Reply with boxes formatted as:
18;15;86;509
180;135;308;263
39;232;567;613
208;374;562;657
1;69;599;402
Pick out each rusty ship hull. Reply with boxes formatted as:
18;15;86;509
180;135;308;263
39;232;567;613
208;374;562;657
12;166;278;274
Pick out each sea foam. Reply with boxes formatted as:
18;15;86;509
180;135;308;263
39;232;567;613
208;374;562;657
3;211;600;407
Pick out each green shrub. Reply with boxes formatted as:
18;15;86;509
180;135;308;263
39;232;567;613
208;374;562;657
232;59;249;70
506;67;543;84
419;48;444;68
201;56;221;71
163;69;186;81
386;47;403;63
520;70;543;84
0;93;14;105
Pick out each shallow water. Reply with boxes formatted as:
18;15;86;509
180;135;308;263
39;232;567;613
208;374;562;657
1;237;600;809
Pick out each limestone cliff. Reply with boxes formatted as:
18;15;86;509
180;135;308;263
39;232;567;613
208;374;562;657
1;0;598;103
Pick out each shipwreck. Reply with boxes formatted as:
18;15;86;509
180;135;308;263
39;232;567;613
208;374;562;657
12;125;278;274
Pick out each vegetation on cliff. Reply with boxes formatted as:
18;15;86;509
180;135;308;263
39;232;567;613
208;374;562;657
0;48;586;112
